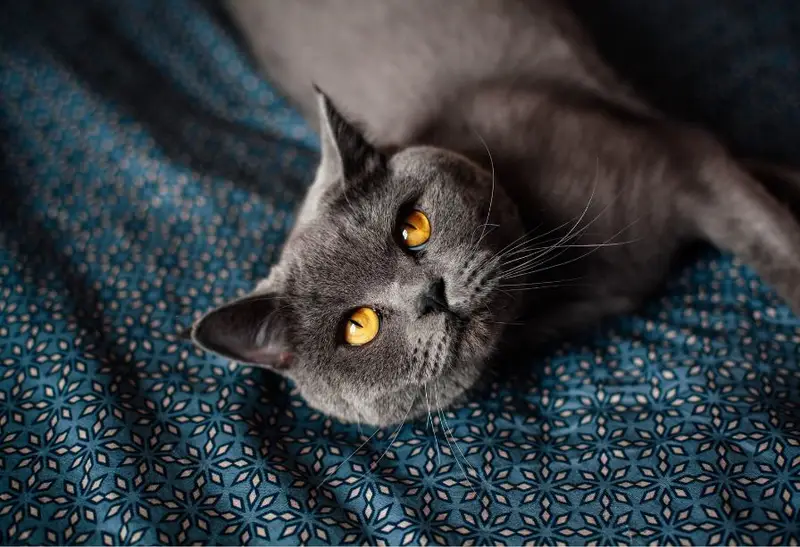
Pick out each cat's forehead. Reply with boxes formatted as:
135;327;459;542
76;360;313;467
286;211;398;302
281;147;486;302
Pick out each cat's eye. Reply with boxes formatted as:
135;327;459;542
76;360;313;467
343;307;380;346
399;209;431;251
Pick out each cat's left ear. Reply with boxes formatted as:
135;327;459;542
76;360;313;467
191;294;294;371
315;85;386;182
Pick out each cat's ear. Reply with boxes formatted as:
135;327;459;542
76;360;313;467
315;85;385;182
191;294;294;370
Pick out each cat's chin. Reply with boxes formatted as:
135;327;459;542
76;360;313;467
315;365;487;428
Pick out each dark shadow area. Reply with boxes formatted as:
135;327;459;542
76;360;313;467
0;0;316;446
569;0;800;165
0;149;149;410
28;0;315;200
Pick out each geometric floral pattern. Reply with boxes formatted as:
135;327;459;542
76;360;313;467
1;0;799;544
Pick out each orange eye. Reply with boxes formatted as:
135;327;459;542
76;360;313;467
343;307;380;346
399;210;431;250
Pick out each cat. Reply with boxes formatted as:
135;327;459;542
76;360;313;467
192;0;800;427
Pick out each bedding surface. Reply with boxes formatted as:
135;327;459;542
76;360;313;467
1;0;799;544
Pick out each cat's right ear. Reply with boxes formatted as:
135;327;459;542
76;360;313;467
315;85;385;182
191;294;294;371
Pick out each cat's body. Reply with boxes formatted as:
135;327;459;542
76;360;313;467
192;0;800;426
226;0;646;146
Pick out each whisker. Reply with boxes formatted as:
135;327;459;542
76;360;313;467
424;385;441;466
436;409;477;496
473;217;580;278
434;388;483;495
499;204;635;280
498;239;639;278
501;246;572;278
504;219;641;280
497;216;583;259
495;288;517;301
492;223;545;259
438;405;500;495
479;301;523;326
490;217;588;269
474;223;500;246
473;129;496;249
356;398;415;481
500;247;562;272
549;240;638;248
501;238;635;263
471;222;558;281
500;234;602;259
500;277;585;288
496;204;597;281
498;283;588;293
523;167;599;266
318;425;381;488
470;222;500;237
501;164;644;279
490;160;613;276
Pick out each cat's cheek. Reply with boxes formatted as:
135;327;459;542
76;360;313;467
458;319;502;370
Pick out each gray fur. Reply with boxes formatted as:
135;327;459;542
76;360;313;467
193;0;800;426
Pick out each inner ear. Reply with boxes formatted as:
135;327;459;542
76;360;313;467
191;294;293;370
315;86;386;182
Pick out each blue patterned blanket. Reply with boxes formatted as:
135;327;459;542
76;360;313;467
1;1;799;544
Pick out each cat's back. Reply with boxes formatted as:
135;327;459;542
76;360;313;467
226;0;628;145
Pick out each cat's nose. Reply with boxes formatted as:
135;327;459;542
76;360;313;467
418;278;449;316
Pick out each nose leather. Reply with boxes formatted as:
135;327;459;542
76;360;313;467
418;278;449;316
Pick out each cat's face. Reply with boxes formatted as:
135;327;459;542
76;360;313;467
192;92;524;426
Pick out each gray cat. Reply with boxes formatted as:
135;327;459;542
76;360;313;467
192;0;800;427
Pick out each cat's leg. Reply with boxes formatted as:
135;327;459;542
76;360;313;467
682;148;800;312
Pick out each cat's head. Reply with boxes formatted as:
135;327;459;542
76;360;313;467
192;90;525;426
